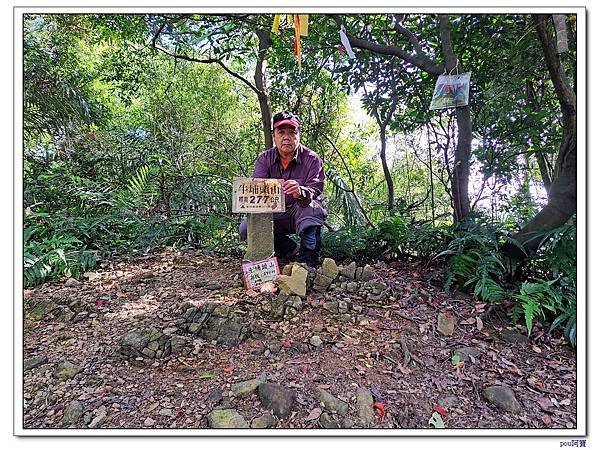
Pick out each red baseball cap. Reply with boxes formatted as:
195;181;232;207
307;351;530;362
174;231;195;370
272;111;300;130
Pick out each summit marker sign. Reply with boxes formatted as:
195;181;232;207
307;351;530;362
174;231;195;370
232;178;285;213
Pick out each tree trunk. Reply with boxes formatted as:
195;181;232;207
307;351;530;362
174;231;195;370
439;15;472;223
452;106;472;222
534;149;553;194
254;29;273;149
525;80;553;194
379;128;394;211
506;14;577;258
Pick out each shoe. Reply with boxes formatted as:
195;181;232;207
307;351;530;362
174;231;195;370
276;243;300;268
296;246;319;268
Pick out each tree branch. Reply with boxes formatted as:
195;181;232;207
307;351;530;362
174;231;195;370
329;14;445;75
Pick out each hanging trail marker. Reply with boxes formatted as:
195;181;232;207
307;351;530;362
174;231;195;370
339;25;356;60
242;257;280;290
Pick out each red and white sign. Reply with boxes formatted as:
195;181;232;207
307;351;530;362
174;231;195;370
242;257;280;290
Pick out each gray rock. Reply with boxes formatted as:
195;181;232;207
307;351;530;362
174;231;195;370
144;417;156;427
354;267;363;281
205;281;222;291
24;355;48;371
270;295;286;319
437;311;456;336
355;388;375;426
314;388;348;416
245;213;274;261
437;395;460;410
482;385;522;414
258;383;297;419
323;301;339;314
141;348;156;358
73;311;89;323
309;335;323;347
121;328;160;353
346;282;358;293
454;346;481;360
338;301;349;314
65;277;81;287
498;328;529;344
158;408;172;416
319;412;340;428
339;262;356;280
206;388;223;403
342;418;355;428
88;405;107;428
251;412;278;428
207;408;249;428
313;273;333;292
183;303;246;347
27;301;54;321
284;296;303;318
279;264;309;297
360;265;374;281
62;400;83;425
53;361;82;380
337;313;355;323
368;281;387;296
83;411;93;425
320;258;340;280
231;374;267;397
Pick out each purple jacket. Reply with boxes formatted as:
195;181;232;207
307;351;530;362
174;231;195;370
252;144;326;210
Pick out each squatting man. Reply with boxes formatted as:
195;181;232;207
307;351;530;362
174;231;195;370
240;111;327;268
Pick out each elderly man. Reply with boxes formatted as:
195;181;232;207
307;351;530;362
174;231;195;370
239;111;327;268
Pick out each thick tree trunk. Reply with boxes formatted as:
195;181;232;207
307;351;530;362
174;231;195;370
254;29;273;149
506;15;577;258
379;129;395;211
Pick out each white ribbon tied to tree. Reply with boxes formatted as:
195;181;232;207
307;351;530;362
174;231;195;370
339;25;356;60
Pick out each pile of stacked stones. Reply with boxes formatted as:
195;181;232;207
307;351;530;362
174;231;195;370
278;258;388;324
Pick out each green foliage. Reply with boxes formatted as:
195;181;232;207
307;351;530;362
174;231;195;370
321;225;378;261
549;303;576;347
435;216;507;298
322;216;450;262
437;216;577;345
24;224;98;287
513;279;560;336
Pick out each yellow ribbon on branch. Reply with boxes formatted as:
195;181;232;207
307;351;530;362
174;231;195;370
271;14;309;68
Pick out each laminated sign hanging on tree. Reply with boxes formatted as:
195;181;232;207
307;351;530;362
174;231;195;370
429;72;471;110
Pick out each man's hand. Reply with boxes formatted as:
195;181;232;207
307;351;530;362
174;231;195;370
283;179;302;199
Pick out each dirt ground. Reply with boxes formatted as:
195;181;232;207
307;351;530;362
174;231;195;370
21;249;577;431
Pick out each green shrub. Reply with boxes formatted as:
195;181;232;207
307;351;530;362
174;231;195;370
24;224;98;287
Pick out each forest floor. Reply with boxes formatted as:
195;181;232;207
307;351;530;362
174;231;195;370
22;248;577;432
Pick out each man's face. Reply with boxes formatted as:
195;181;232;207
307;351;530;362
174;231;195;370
273;125;300;157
